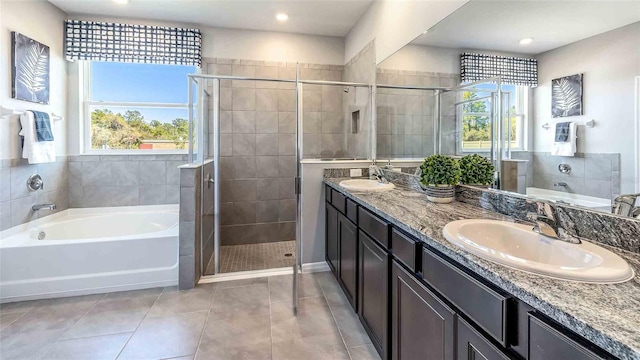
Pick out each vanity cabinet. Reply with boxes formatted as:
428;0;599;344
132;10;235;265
324;185;619;360
358;231;389;358
338;212;358;309
391;260;456;360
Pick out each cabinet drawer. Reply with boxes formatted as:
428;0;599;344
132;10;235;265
358;207;389;248
529;313;604;360
457;318;510;360
391;229;419;272
346;199;358;224
331;189;346;214
422;247;511;346
325;185;332;203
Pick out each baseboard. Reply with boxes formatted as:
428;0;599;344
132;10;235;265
301;261;330;273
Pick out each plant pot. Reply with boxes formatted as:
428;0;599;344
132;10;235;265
423;185;455;203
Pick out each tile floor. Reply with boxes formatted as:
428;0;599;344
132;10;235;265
205;240;296;274
0;271;380;360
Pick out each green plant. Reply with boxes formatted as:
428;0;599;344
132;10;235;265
419;155;461;187
459;154;495;185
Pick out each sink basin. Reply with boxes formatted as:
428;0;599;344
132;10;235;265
339;179;395;192
443;219;634;283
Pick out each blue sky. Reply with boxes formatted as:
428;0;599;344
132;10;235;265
91;62;196;122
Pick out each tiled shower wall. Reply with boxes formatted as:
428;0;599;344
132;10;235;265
531;152;621;200
0;157;69;231
68;154;187;208
203;57;344;245
376;69;460;158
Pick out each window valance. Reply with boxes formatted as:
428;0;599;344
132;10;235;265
64;20;202;67
460;53;537;87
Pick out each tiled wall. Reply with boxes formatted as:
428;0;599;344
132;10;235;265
203;57;344;245
531;152;621;200
0;157;69;231
178;163;204;289
342;41;375;159
376;69;460;158
68;154;188;208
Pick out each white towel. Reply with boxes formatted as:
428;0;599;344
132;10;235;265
19;111;56;164
550;122;577;156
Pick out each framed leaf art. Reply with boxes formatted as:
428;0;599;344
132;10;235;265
11;32;50;104
551;73;583;118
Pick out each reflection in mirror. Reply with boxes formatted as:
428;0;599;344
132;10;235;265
376;1;640;216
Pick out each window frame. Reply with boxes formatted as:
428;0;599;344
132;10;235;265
81;61;192;155
456;85;529;154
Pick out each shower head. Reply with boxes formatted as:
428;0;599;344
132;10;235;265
343;87;350;93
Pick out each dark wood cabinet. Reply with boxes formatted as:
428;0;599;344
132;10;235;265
358;231;389;359
391;260;456;360
338;213;358;310
529;313;603;360
457;317;511;360
325;204;339;275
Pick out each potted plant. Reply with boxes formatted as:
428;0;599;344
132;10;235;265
459;154;495;187
419;155;461;203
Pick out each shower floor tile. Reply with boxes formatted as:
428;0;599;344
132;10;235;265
205;240;295;274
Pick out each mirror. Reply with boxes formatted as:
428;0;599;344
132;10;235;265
376;0;640;216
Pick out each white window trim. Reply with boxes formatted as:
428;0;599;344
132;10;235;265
457;86;529;154
81;61;190;155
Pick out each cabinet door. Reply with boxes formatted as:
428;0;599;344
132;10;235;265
457;318;511;360
529;314;603;360
338;213;358;309
391;261;456;360
325;204;339;275
359;231;389;359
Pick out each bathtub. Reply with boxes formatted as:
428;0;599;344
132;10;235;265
0;205;178;303
525;188;611;212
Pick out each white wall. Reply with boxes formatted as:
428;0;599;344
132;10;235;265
533;22;640;193
0;0;68;160
345;0;468;64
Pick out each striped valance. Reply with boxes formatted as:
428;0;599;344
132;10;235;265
460;53;537;87
64;20;202;67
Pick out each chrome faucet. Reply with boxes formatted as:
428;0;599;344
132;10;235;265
32;203;56;212
612;194;640;218
554;182;567;188
369;165;389;184
526;200;581;244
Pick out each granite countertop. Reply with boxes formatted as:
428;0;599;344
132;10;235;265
325;178;640;360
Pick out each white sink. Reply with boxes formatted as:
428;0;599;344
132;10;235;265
338;179;395;192
443;219;634;284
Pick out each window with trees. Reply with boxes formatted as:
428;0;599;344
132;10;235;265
459;84;528;151
85;61;195;152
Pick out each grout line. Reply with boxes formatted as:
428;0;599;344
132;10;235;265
114;288;165;359
318;274;355;360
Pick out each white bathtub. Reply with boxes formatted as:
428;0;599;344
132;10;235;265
0;205;179;303
526;188;611;212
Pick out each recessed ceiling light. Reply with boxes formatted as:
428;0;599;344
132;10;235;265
112;0;129;4
519;37;534;45
276;13;289;22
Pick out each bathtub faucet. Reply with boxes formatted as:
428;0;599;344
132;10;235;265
554;182;567;187
32;203;56;212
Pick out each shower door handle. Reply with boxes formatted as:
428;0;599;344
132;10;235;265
207;174;214;189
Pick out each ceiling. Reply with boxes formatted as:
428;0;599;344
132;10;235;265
411;0;640;55
48;0;373;37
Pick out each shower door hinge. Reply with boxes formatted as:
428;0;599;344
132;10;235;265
294;177;301;195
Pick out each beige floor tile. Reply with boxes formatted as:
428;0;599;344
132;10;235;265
0;328;66;360
101;287;163;301
118;311;208;360
271;332;350;360
0;301;37;315
195;314;271;360
40;332;132;360
330;304;372;347
348;343;381;360
270;297;339;342
146;287;215;318
209;284;270;320
0;312;25;332
202;277;268;290
269;273;323;302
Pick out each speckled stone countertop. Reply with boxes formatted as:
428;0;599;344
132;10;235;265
325;178;640;360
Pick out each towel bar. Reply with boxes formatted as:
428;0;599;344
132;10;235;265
0;105;63;121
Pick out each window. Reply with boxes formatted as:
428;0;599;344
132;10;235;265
459;84;528;152
84;61;196;152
